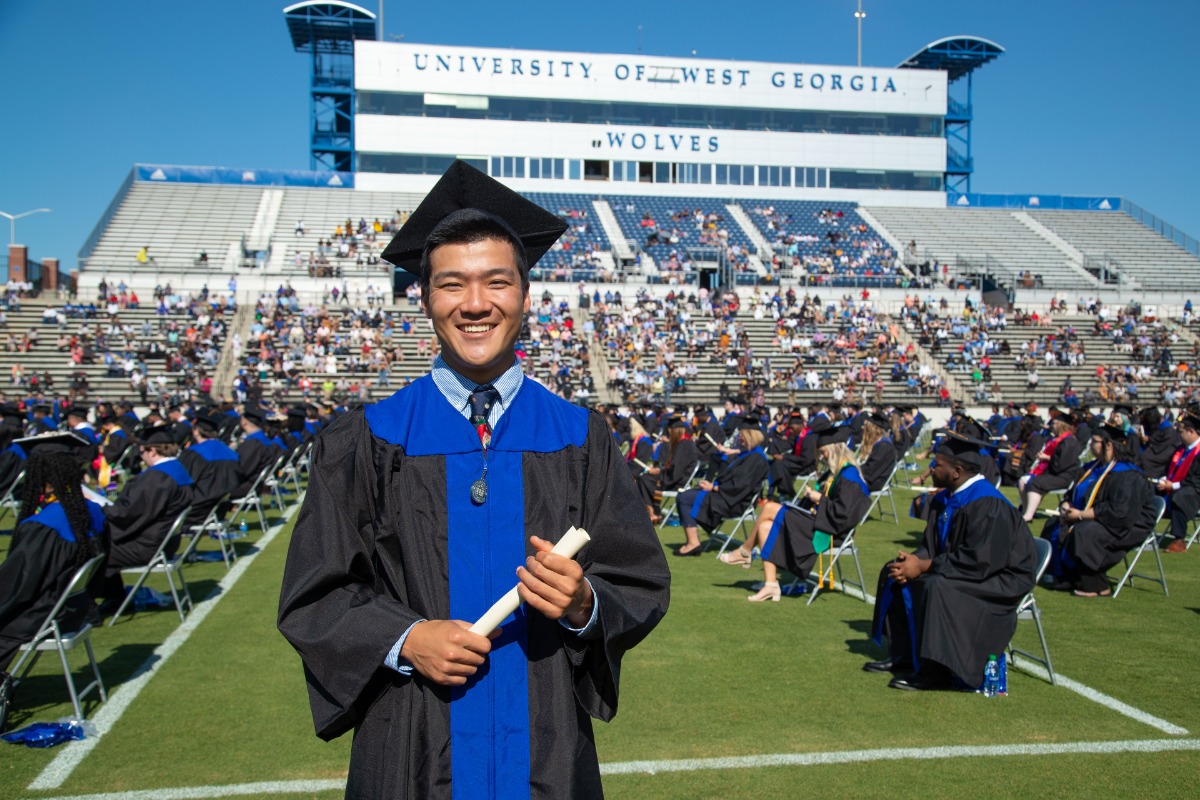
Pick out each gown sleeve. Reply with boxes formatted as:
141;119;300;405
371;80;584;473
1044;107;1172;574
104;470;170;545
566;413;671;722
277;411;426;740
928;497;1027;582
0;523;70;632
1092;469;1154;534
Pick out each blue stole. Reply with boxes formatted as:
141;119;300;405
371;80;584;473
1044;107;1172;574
28;500;106;543
246;431;279;450
149;459;195;487
366;374;589;800
191;439;239;463
7;443;26;461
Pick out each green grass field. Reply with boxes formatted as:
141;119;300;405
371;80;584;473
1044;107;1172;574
2;481;1198;800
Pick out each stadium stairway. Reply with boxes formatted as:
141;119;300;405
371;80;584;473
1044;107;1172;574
724;204;770;278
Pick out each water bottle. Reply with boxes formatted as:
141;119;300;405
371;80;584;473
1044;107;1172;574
983;654;1000;697
239;518;248;538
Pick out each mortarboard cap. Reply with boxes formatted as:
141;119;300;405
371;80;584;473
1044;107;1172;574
816;427;852;448
735;416;761;431
1093;423;1128;442
66;404;91;419
137;425;177;446
808;415;833;435
666;416;688;431
1180;413;1200;432
867;411;891;429
286;407;307;419
933;428;987;469
194;412;223;434
381;160;568;276
0;402;24;421
1111;403;1134;418
15;431;93;456
242;406;267;425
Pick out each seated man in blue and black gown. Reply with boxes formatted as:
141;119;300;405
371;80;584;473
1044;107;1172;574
867;430;1037;691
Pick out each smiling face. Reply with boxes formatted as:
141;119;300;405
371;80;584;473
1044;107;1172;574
422;237;529;385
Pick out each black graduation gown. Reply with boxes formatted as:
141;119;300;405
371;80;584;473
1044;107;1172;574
1164;444;1200;524
859;439;897;492
0;445;26;496
764;466;870;578
0;501;107;669
659;438;699;492
179;439;244;524
1055;468;1157;573
232;432;279;499
626;436;654;481
1027;435;1083;492
1138;424;1181;479
101;428;132;468
692;448;770;531
277;376;670;800
694;419;723;461
103;460;196;570
873;483;1037;685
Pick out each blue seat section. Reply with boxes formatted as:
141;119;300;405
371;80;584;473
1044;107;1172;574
521;192;611;282
740;200;903;287
605;196;757;274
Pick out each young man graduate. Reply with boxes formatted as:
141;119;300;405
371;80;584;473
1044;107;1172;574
868;429;1037;691
277;161;671;800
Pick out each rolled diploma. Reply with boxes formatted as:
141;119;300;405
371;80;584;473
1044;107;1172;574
468;526;592;636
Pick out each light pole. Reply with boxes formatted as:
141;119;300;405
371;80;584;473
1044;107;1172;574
0;208;53;246
855;0;867;67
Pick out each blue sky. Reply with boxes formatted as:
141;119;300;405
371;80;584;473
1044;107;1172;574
1;0;1196;270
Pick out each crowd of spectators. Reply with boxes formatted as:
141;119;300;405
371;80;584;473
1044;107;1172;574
752;205;903;286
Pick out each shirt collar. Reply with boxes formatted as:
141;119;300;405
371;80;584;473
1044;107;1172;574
430;354;524;422
952;473;985;495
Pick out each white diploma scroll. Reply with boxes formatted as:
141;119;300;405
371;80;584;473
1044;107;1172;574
468;526;592;636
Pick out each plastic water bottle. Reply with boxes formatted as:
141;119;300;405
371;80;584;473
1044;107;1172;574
983;654;1000;697
239;518;248;537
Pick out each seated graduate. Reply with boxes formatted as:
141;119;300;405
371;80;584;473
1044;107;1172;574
178;411;242;526
625;418;655;480
0;403;27;496
1156;412;1200;553
675;418;770;556
1001;415;1044;487
1018;411;1083;522
721;427;869;601
857;412;899;493
766;411;825;500
1136;405;1180;480
867;431;1037;691
692;406;724;478
96;410;133;480
1042;423;1157;597
636;416;699;523
908;418;999;521
228;406;280;502
95;425;196;611
0;432;107;674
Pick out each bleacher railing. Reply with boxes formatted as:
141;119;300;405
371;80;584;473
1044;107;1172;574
1123;200;1200;258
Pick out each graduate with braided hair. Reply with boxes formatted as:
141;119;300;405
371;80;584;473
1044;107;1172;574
0;432;107;673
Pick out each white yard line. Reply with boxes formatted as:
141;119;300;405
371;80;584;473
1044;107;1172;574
1010;661;1188;735
28;499;303;792
28;738;1200;799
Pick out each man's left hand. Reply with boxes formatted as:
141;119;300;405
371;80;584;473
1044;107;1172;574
517;535;594;628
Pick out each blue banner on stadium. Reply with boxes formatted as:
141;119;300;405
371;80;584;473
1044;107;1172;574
946;193;1120;211
135;164;353;189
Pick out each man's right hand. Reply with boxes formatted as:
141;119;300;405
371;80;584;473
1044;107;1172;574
400;620;497;686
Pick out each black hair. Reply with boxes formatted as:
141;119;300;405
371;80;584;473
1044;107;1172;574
1109;436;1137;463
1140;406;1163;429
18;452;98;570
418;212;530;299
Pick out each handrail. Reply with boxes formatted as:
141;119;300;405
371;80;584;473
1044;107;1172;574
1123;199;1200;257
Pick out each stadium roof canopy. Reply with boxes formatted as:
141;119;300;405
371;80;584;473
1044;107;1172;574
283;1;376;52
897;36;1004;82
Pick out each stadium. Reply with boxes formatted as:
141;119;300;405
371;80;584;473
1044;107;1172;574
1;2;1199;798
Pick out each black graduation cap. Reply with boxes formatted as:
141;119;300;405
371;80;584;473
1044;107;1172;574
1093;423;1129;442
933;428;987;469
242;406;266;425
816;426;852;448
32;403;52;414
735;416;761;431
65;404;91;419
194;411;224;434
867;411;891;429
0;402;24;421
15;431;93;456
1112;403;1134;418
137;425;177;446
666;416;689;431
286;407;307;419
380;160;568;276
808;415;833;435
1180;413;1200;432
787;412;806;424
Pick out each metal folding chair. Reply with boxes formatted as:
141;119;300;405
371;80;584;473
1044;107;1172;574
867;462;902;523
1112;496;1168;599
182;496;237;569
225;456;282;536
10;554;108;721
0;468;25;523
1008;537;1055;684
657;462;701;531
108;506;195;627
788;471;818;503
805;522;869;606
